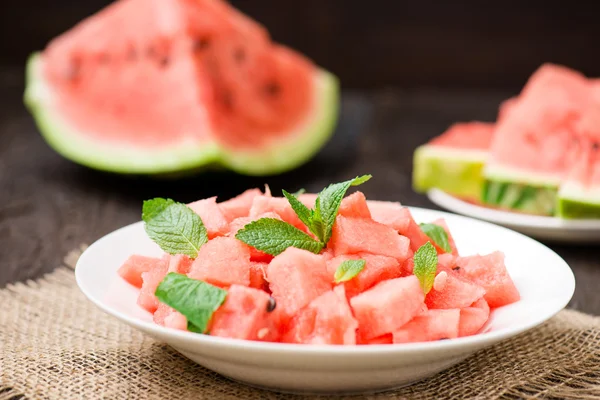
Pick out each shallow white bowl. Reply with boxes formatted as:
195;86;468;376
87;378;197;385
75;207;575;394
428;189;600;243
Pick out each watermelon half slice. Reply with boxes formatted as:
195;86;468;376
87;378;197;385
24;0;339;176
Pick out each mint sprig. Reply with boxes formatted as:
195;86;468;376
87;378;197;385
235;218;324;256
334;259;366;283
142;198;208;258
282;190;313;229
155;273;227;333
420;223;451;253
413;242;438;294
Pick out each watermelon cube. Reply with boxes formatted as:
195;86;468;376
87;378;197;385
266;247;332;323
338;191;372;218
118;255;166;288
209;285;279;341
357;333;393;345
187;197;229;238
326;253;402;298
350;276;424;339
426;270;486;309
153;303;187;331
283;286;358;345
219;188;262;222
430;218;459;255
167;254;193;274
456;252;520;308
249;195;307;231
330;216;411;263
249;261;269;292
298;193;318;208
367;201;411;233
188;237;251;288
138;261;169;313
393;309;461;343
459;298;490;337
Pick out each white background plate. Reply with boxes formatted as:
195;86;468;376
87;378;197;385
428;189;600;243
75;207;575;394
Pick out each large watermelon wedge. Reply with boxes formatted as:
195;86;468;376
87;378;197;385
24;0;339;176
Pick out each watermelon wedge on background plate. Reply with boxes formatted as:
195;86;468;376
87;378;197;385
75;206;574;394
428;189;600;243
24;0;339;176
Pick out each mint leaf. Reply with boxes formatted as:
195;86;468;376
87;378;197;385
293;188;306;196
235;218;324;256
413;242;438;294
420;223;451;253
334;259;366;283
315;175;372;243
155;273;227;333
142;198;208;258
282;190;313;229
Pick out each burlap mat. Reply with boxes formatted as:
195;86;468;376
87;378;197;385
1;246;599;400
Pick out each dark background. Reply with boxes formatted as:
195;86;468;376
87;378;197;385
1;1;599;314
2;0;600;89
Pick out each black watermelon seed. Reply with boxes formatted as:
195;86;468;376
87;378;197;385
193;37;211;52
266;297;276;312
452;266;460;271
439;338;449;341
264;82;280;96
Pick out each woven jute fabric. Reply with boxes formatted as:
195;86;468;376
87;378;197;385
1;246;599;400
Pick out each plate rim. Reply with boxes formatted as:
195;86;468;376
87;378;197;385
75;206;576;356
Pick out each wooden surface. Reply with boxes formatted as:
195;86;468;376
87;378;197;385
1;68;598;315
4;0;600;89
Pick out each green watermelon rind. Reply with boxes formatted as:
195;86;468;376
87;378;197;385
24;53;339;176
557;183;600;219
412;145;487;200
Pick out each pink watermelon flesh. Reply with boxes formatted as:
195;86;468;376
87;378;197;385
367;201;411;233
298;193;318;208
167;254;193;274
350;276;424;339
188;236;251;288
429;122;495;151
188;197;229;239
338;191;371;219
455;252;520;308
153;303;187;331
118;255;165;288
138;261;169;313
283;286;358;345
40;0;318;151
430;218;459;256
426;269;486;310
357;333;393;345
266;247;332;324
326;253;403;298
459;298;490;337
249;196;308;232
219;189;263;222
330;215;411;263
249;261;269;292
209;285;278;341
393;309;460;343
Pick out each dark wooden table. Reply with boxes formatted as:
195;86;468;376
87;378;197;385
1;68;598;315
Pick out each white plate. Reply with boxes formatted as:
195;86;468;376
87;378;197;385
428;189;600;243
75;207;575;394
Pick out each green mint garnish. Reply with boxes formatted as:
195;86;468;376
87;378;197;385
420;223;451;253
142;198;208;258
155;273;227;333
235;218;324;256
334;259;366;283
293;188;306;196
282;190;313;229
413;242;438;294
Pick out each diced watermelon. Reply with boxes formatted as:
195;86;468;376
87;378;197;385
266;247;332;323
326;253;402;298
118;255;166;288
367;201;411;233
153;303;187;331
249;195;307;231
338;191;371;218
283;286;358;345
167;254;193;274
459;298;490;337
187;197;229;238
228;211;281;262
401;256;414;275
249;261;269;292
298;193;318;208
393;309;460;343
357;333;393;345
430;218;459;255
138;261;169;313
455;252;520;308
426;270;486;309
330;216;411;263
219;188;262;222
188;236;251;288
209;285;279;341
350;276;424;339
